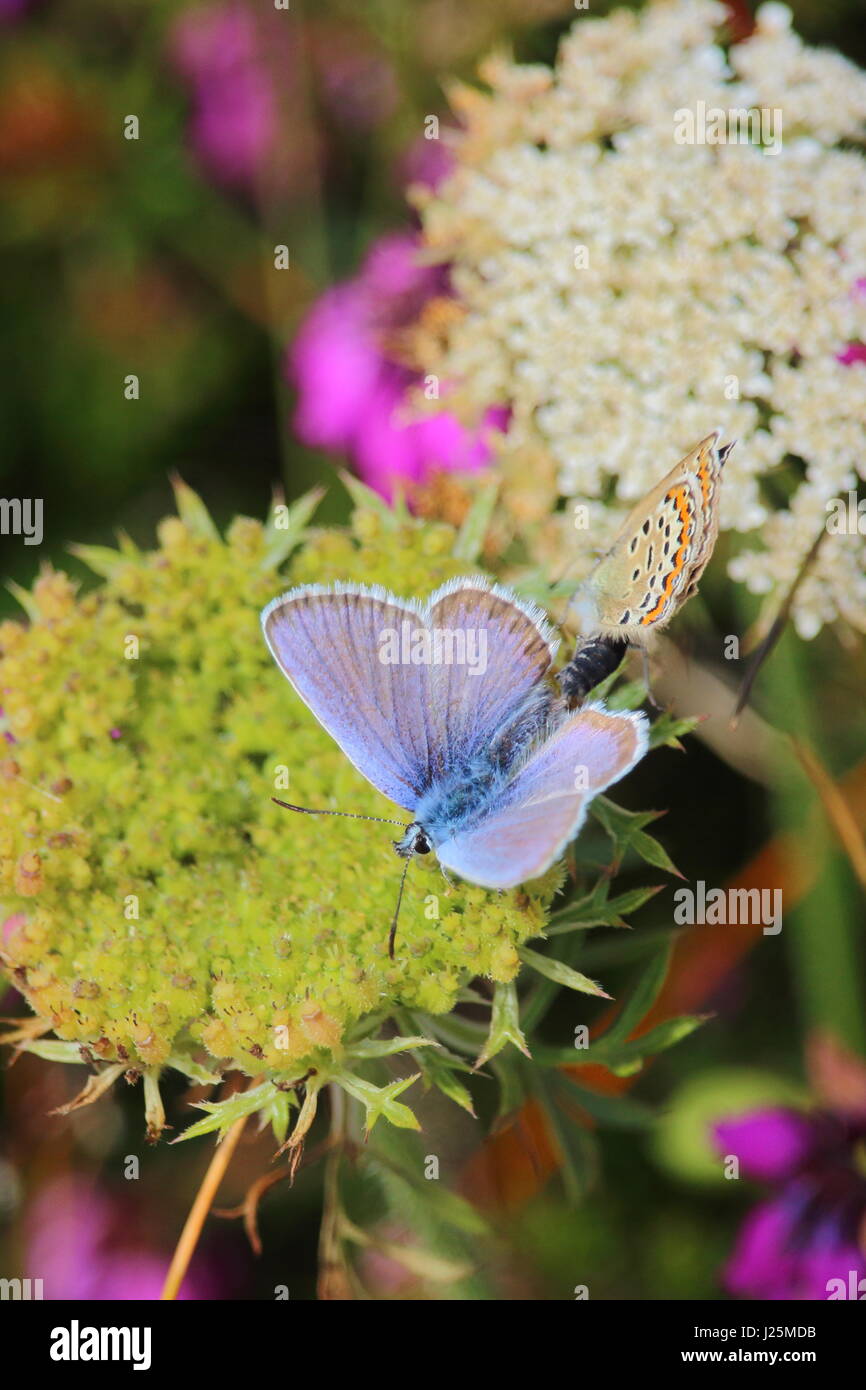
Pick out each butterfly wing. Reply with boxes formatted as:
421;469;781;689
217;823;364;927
262;577;558;810
425;578;557;772
434;706;647;889
576;432;729;642
680;436;734;599
262;584;436;810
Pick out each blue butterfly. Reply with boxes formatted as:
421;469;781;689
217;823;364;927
262;577;648;955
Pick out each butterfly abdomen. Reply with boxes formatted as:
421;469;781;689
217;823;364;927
557;636;626;704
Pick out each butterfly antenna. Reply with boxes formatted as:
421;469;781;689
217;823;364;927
388;856;411;959
271;798;405;827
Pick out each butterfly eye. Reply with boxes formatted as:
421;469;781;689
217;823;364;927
414;832;431;855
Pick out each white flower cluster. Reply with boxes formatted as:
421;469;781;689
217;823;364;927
415;0;866;639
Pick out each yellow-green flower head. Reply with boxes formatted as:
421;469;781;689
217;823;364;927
0;484;553;1083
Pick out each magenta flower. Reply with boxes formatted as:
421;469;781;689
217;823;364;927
0;0;32;21
169;3;279;192
714;1106;866;1300
169;6;399;194
1;913;26;1010
25;1175;228;1301
288;231;507;498
400;133;456;194
836;275;866;366
837;342;866;367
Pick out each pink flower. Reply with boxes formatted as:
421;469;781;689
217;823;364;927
25;1175;230;1301
168;6;398;194
0;0;32;21
714;1108;820;1182
837;342;866;367
836;276;866;366
169;3;279;192
288;232;507;498
1;913;26;1010
713;1106;866;1300
400;133;455;194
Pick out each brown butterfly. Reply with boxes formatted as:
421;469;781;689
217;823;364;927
559;431;734;702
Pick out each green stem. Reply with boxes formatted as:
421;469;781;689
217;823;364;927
749;621;865;1052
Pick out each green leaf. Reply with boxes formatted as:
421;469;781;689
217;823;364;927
167;1053;222;1086
173;1080;285;1143
419;1010;487;1057
413;1044;476;1116
546;884;663;935
535;1070;598;1203
339;470;401;527
19;1039;87;1064
347;1035;440;1060
629;828;683;877
606;678;648;711
116;530;141;560
557;1075;655;1129
537;1012;708;1075
67;542;126;579
169;475;221;540
601;943;673;1050
339;1214;475;1284
490;1053;527;1121
648;711;702;750
6;581;41;622
578;926;681;970
591;797;681;876
364;1124;490;1246
259;1087;294;1146
518;944;610;998
475;981;530;1069
592;796;660;846
452;481;498;561
595;1015;709;1068
332;1070;421;1133
261;486;324;570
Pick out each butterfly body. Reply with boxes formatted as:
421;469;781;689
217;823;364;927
262;577;647;908
569;431;733;648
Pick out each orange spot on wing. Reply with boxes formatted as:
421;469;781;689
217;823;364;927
698;447;713;511
640;486;693;625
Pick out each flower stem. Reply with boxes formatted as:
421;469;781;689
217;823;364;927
160;1112;248;1301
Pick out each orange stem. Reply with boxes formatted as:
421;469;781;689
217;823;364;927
160;1114;248;1301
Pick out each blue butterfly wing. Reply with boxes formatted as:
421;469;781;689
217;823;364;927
262;578;558;810
426;578;558;770
262;584;435;810
435;706;648;889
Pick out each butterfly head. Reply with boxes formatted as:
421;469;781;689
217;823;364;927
394;823;432;860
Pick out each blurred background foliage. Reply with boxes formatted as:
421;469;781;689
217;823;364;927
1;0;865;1300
